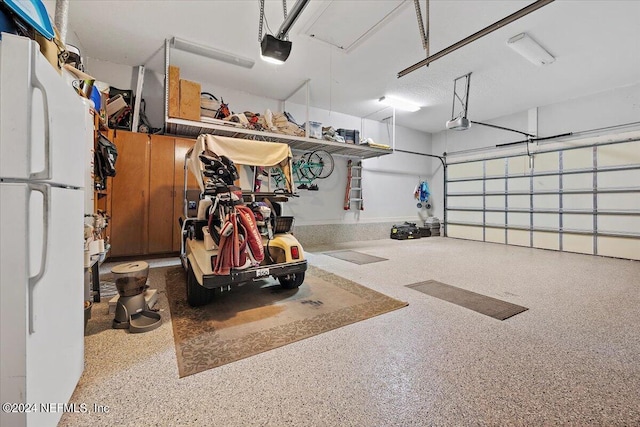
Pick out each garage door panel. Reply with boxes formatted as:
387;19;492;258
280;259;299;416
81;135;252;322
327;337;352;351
563;173;592;190
485;159;505;177
448;162;483;179
563;214;593;231
485;212;505;225
563;148;593;170
598;215;640;234
448;180;482;194
533;194;559;209
563;194;593;210
598;141;640;166
533;213;559;229
447;210;483;223
533;152;559;172
563;234;593;255
598;193;640;211
597;169;640;188
533;231;559;250
507;230;529;247
507;212;529;227
485;228;505;243
448;196;483;208
598;236;640;260
508;195;529;209
508;177;529;191
486;195;505;209
448;225;483;241
533;175;559;191
508;156;531;176
486;178;505;192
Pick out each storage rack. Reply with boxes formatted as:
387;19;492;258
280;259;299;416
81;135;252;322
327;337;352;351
165;117;392;159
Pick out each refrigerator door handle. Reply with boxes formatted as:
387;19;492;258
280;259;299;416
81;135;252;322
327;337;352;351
29;46;52;181
28;183;50;334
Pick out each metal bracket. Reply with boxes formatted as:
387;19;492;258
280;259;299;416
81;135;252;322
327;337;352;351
413;0;429;55
451;73;471;121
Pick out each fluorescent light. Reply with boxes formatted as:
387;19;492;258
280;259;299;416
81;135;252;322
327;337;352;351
378;96;420;112
171;37;255;69
507;33;555;66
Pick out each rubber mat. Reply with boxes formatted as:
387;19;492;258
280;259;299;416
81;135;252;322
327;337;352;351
165;265;407;377
324;250;388;265
407;280;528;320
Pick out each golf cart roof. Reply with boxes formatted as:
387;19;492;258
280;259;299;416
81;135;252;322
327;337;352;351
187;134;293;192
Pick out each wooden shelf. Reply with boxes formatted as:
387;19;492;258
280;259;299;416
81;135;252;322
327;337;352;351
165;117;393;160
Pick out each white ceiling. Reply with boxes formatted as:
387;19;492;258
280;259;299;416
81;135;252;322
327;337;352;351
46;0;640;134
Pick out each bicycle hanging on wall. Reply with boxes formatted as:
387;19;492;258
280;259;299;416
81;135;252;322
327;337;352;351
271;150;334;191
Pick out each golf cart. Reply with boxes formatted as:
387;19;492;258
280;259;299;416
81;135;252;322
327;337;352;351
179;134;307;307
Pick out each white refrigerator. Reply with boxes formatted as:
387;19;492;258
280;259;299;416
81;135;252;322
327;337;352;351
0;33;86;427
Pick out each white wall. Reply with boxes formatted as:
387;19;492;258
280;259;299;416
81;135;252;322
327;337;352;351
430;82;640;225
84;57;135;92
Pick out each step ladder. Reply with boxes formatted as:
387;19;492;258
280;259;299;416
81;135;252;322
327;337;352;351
344;160;363;210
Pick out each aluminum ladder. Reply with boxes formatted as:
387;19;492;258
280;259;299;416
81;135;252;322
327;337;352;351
344;160;363;210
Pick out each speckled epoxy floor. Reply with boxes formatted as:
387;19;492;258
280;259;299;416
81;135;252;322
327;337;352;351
60;238;640;426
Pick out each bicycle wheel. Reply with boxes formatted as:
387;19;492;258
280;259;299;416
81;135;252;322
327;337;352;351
305;150;334;179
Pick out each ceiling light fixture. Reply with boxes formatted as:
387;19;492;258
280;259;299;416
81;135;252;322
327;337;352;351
171;37;255;69
507;33;555;66
378;96;421;112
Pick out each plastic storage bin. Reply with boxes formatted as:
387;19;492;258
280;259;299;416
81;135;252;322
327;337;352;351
306;121;322;139
337;129;360;144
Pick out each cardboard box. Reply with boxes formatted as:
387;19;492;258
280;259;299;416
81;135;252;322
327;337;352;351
179;79;201;121
168;65;180;118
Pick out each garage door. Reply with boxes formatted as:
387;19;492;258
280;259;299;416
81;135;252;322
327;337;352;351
445;137;640;261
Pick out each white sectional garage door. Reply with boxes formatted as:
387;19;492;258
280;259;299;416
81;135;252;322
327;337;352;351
445;137;640;261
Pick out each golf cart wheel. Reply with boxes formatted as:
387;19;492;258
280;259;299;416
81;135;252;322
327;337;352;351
186;262;214;307
278;272;305;289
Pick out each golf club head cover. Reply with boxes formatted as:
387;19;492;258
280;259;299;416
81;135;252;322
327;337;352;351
199;152;220;166
220;156;239;182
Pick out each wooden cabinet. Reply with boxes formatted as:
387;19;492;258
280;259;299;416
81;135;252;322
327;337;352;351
109;131;199;257
148;134;176;254
110;131;150;257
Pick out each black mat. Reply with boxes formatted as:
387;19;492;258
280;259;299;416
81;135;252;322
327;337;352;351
407;280;528;320
324;250;388;265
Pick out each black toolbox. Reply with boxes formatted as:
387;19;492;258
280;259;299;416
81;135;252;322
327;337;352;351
390;222;421;240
